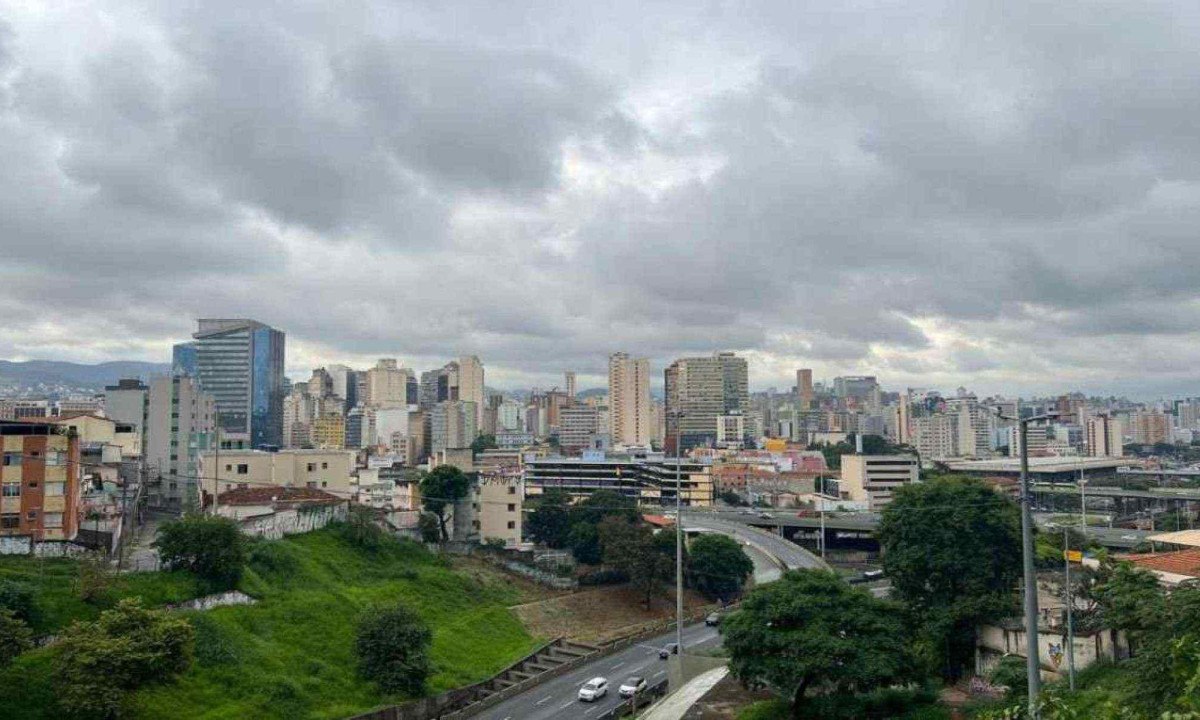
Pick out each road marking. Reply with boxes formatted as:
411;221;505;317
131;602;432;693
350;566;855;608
559;700;575;709
654;670;665;677
535;695;553;705
584;708;596;716
610;661;624;669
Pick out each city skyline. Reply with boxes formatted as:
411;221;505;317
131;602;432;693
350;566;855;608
5;2;1200;398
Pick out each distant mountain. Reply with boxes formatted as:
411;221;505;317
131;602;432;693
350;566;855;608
0;360;171;390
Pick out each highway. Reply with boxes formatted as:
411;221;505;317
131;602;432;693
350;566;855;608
473;623;720;720
683;514;828;570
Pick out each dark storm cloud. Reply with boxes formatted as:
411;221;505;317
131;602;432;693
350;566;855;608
3;0;1200;394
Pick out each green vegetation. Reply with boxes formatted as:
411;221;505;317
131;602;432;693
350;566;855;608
0;608;33;667
723;570;916;717
878;476;1022;680
55;599;194;718
355;603;432;696
155;515;248;591
739;692;952;720
470;433;497;455
1;527;538;719
527;487;572;548
598;516;673;607
420;465;472;541
687;533;754;601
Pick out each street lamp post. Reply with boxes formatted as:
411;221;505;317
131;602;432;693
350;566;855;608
997;410;1058;719
673;414;684;660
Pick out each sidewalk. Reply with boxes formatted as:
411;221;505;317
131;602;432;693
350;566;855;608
640;665;730;720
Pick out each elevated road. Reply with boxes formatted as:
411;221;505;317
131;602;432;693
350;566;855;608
683;514;828;570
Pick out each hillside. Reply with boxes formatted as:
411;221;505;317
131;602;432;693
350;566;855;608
0;359;171;391
1;528;543;719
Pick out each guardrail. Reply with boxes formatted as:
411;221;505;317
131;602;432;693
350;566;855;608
593;677;670;720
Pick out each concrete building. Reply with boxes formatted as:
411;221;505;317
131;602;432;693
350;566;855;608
0;421;81;541
471;470;523;547
456;356;486;428
797;368;814;411
431;401;477;455
564;371;576;399
192;318;286;448
365;359;413;408
840;454;920;510
171;341;198;376
608;353;651;447
325;364;358;410
664;352;749;453
524;455;713;507
311;413;346;450
1008;424;1051;457
716;413;746;449
945;392;994;458
145;375;215;509
1131;411;1171;446
1087;415;1124;458
913;413;956;460
834;376;881;413
103;379;149;449
558;405;601;451
199;448;356;499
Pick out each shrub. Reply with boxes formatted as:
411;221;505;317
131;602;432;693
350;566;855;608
355;603;432;696
56;599;194;718
77;551;113;604
155;514;247;590
337;507;390;552
247;538;300;579
578;568;628;586
0;580;39;627
0;608;33;668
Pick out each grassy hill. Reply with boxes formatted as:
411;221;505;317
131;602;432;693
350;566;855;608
1;528;541;719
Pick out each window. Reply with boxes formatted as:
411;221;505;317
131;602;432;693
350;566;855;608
307;463;316;472
225;464;232;472
26;510;37;520
236;464;248;475
43;512;63;528
508;486;516;495
306;481;317;489
321;481;327;488
1;484;18;497
507;521;515;529
44;482;64;496
507;504;516;512
27;481;37;489
321;462;328;469
1;514;17;529
45;451;64;466
2;452;20;466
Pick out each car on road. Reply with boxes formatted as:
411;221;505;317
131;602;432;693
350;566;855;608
757;511;773;520
578;677;608;702
618;676;647;697
738;508;754;515
705;612;722;626
659;642;679;659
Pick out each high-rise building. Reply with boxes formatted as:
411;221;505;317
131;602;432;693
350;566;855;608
418;369;442;409
608;353;650;447
365;359;413;408
103;379;149;451
834;376;881;413
1130;411;1170;446
564;371;576;399
308;368;334;399
912;414;956;459
558;405;600;451
172;342;198;376
145;375;215;508
326;365;356;408
192;319;285;448
456;356;485;429
0;421;82;541
663;352;749;453
797;368;814;411
431;401;478;455
311;413;346;450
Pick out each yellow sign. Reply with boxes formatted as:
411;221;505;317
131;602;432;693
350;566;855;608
1063;550;1083;562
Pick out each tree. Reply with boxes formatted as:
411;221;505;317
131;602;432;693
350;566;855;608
599;517;672;607
1081;556;1165;640
569;489;638;526
568;522;602;565
717;489;748;506
355;603;432;696
877;476;1022;680
155;514;247;590
723;570;914;718
419;465;472;541
0;608;33;669
417;512;441;544
527;488;572;548
0;580;40;628
56;599;194;719
470;434;497;455
78;551;113;603
688;533;754;601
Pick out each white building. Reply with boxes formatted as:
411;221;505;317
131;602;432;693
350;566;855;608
839;454;920;510
199;448;356;499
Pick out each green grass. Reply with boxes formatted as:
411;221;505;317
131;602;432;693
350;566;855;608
737;689;952;720
1;528;539;719
0;554;202;634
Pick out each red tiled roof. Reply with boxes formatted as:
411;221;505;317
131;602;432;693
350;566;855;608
1122;548;1200;578
216;486;342;506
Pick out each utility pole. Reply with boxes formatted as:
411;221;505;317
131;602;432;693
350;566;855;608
819;505;826;560
1079;463;1087;536
997;410;1054;719
212;422;221;517
674;415;684;661
1063;527;1076;691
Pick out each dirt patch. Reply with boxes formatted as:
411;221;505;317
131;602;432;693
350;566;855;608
449;555;571;605
511;584;716;644
680;671;774;719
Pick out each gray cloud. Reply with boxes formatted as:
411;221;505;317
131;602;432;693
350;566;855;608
2;0;1200;396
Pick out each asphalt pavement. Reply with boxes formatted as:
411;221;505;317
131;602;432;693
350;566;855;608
684;515;827;570
472;623;720;720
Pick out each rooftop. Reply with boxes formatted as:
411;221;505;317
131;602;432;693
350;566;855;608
215;486;342;507
1121;548;1200;579
942;457;1136;474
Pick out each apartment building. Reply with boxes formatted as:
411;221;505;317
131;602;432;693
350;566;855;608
840;454;920;510
609;352;651;447
0;421;81;541
471;470;523;547
664;352;749;453
199;448;356;499
558;404;601;451
1087;415;1124;458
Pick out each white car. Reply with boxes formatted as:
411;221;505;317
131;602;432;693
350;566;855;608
579;677;608;702
618;676;647;698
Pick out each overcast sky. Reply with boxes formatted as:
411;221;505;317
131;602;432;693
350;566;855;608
2;1;1200;397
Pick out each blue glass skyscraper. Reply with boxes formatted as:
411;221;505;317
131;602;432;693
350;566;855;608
192;319;286;449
